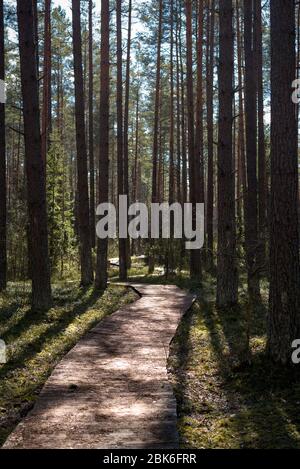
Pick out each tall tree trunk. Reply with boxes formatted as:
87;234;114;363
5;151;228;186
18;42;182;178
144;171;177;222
131;85;140;256
88;0;96;248
186;0;202;280
149;0;163;274
41;0;51;167
17;0;52;309
236;0;247;233
195;0;205;268
195;0;204;207
32;0;39;78
124;0;132;269
175;1;181;205
206;0;215;272
268;0;300;363
169;0;175;205
167;0;175;276
116;0;127;280
71;0;93;286
216;0;238;307
179;10;187;207
255;0;267;275
244;0;260;299
95;0;110;290
0;0;6;292
152;0;163;205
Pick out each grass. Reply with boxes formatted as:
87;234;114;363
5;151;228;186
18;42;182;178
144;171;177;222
2;263;300;449
168;275;300;449
0;281;138;446
128;265;300;448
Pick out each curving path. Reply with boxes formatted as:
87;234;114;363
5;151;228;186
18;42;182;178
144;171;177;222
3;284;195;449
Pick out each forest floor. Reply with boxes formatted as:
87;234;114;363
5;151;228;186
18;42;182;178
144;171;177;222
125;270;300;449
0;282;138;446
1;265;300;449
3;283;194;449
167;276;300;449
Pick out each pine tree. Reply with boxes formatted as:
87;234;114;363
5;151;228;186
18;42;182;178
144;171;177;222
17;0;52;310
216;0;238;307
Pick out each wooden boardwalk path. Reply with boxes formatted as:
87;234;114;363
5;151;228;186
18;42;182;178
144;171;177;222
3;284;195;449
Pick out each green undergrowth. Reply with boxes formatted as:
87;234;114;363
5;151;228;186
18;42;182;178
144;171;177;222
0;282;138;446
168;275;300;449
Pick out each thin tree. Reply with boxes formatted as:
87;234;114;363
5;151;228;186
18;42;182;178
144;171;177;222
179;6;187;207
236;0;247;228
95;0;110;290
216;0;238;307
0;0;6;292
268;0;300;363
116;0;127;280
195;0;205;267
124;0;132;267
149;0;163;273
169;0;175;205
255;0;267;273
206;0;215;272
195;0;204;209
41;0;51;166
71;0;93;285
17;0;52;309
175;0;181;205
167;0;175;276
186;0;202;280
88;0;96;248
244;0;260;298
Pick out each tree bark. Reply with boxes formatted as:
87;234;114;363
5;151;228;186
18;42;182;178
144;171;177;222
116;0;127;280
88;0;96;249
186;0;202;280
71;0;93;286
244;0;260;298
268;0;300;363
95;0;110;290
206;0;215;272
124;0;132;268
17;0;52;309
41;0;51;167
149;0;163;274
195;0;204;207
254;0;267;274
216;0;238;307
0;0;6;292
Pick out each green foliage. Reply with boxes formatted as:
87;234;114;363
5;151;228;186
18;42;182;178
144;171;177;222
0;282;139;445
47;130;76;276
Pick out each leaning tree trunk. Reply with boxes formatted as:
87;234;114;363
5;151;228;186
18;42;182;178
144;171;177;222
17;0;52;309
71;0;93;286
216;0;238;307
0;0;6;292
268;0;300;364
95;0;110;291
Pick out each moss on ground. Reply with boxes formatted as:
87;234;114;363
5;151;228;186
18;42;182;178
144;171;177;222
168;275;300;449
0;282;138;446
2;265;300;449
